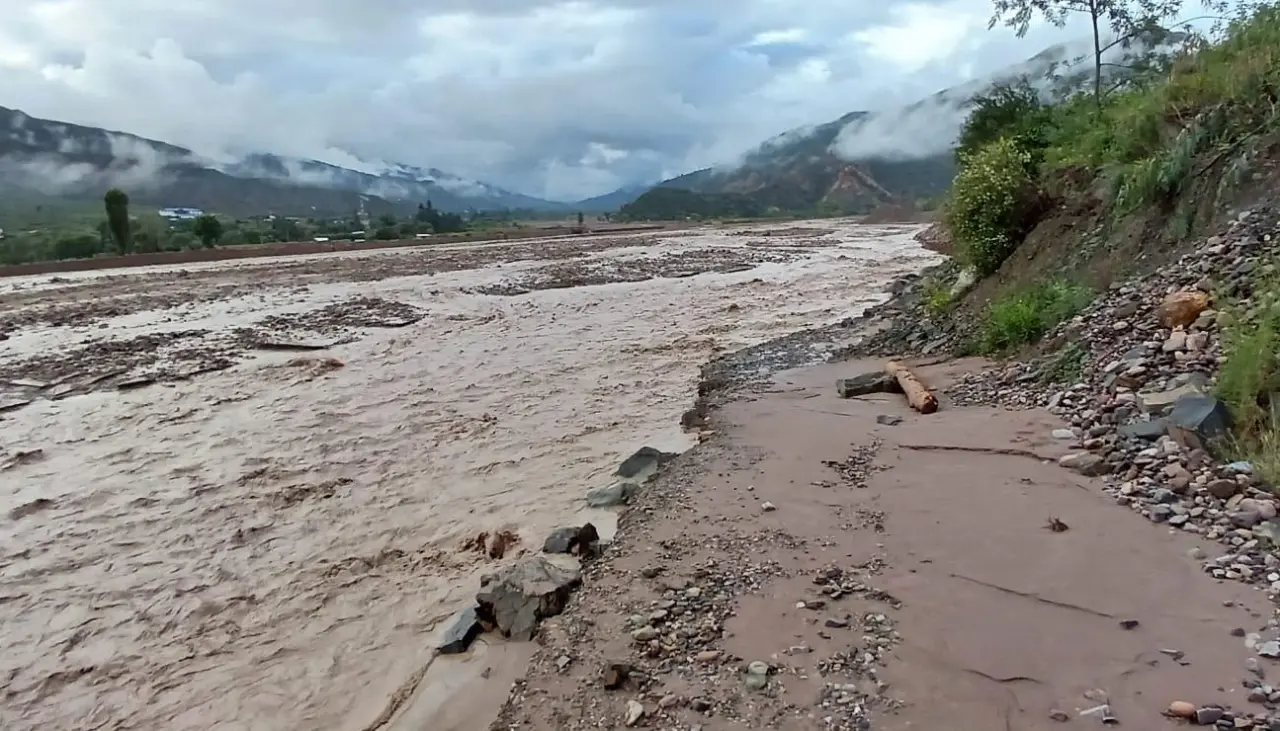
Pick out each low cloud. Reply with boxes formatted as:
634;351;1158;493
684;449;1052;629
0;0;1217;199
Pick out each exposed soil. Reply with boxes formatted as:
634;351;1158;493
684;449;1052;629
492;358;1270;730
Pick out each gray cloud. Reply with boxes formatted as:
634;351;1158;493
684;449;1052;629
0;0;1118;201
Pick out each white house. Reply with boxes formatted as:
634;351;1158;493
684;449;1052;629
158;207;204;220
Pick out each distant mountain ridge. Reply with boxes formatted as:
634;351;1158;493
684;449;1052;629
0;105;569;215
623;32;1180;219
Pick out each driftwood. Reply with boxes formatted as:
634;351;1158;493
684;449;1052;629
885;360;938;414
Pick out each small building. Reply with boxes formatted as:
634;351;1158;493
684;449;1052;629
414;233;432;239
159;207;204;220
313;236;330;243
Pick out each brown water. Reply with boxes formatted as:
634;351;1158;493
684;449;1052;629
0;220;939;731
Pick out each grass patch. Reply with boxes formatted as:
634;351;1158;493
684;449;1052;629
1217;271;1280;484
921;279;953;320
976;280;1094;355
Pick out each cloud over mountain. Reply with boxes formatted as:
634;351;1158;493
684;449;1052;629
0;0;1211;200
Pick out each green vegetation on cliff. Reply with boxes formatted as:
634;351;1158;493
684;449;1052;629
947;3;1278;275
935;0;1280;473
939;1;1278;353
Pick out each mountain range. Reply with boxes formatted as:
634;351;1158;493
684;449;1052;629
623;34;1158;218
0;34;1164;219
0;105;579;216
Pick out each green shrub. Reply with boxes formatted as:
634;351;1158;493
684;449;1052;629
1218;278;1280;434
921;279;953;320
944;137;1036;276
977;280;1093;354
1217;271;1280;486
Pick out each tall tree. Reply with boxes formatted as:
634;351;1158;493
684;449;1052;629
103;188;131;254
192;214;224;249
988;0;1223;105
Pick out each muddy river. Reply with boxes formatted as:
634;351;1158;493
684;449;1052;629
0;220;938;731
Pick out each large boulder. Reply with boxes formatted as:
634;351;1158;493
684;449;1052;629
585;481;640;507
1166;393;1233;453
1158;290;1211;329
615;446;677;482
543;523;601;557
476;556;582;640
436;606;484;655
585;447;678;507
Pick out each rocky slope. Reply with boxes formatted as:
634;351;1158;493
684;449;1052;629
0;105;565;215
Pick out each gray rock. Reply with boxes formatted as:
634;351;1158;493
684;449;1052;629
876;414;903;426
1206;478;1239;500
625;700;645;727
1259;640;1280;658
1118;418;1168;441
476;556;582;640
437;606;483;655
1138;384;1205;416
1256;521;1280;546
1051;428;1076;440
1059;452;1109;476
836;373;901;398
1232;505;1263;528
615;446;677;482
542;523;601;555
744;660;770;691
1166;394;1233;453
1194;707;1224;725
586;480;640;507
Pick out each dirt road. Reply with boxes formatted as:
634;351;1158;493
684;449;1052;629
495;358;1270;730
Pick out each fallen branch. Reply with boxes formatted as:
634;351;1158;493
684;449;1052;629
898;444;1054;461
885;360;937;414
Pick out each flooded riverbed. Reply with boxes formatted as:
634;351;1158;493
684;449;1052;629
0;220;939;731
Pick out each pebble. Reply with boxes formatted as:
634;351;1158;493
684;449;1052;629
761;501;777;512
625;699;645;726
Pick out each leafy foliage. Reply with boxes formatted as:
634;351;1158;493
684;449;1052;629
944;138;1037;276
956;82;1053;166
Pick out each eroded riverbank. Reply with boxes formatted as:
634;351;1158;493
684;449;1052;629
0;220;939;731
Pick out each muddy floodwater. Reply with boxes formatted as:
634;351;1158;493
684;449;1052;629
0;220;939;731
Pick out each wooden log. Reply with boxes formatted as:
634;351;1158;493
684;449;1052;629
884;360;938;414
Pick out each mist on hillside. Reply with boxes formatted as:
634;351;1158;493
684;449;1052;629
825;33;1179;164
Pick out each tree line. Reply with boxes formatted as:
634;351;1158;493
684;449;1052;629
0;188;478;265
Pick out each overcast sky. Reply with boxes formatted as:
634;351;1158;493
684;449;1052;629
0;0;1204;201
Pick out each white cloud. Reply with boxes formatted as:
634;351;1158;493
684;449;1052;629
0;0;1188;201
853;2;986;73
